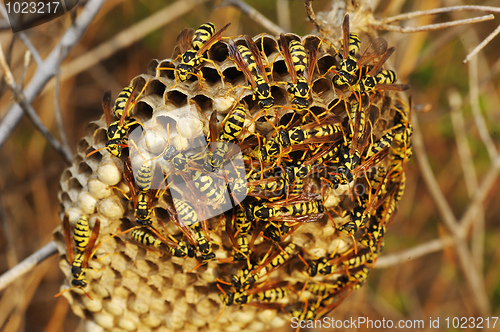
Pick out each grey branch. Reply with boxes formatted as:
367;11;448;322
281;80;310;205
0;0;106;150
376;237;454;269
0;46;73;165
224;0;285;35
0;241;58;292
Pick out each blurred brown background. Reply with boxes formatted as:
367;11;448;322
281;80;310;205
0;0;499;331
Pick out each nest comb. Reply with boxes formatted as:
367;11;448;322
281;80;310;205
54;22;411;332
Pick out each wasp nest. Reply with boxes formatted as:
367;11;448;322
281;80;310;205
55;18;411;332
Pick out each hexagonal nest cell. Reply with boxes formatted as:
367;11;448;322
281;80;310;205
55;21;411;332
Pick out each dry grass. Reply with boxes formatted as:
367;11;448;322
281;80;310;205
0;0;499;331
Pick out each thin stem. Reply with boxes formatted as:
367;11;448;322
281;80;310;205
0;242;58;292
382;5;500;24
375;237;455;269
460;153;500;232
0;0;105;151
449;90;484;272
54;60;71;155
464;24;500;63
276;0;291;33
413;112;490;315
374;15;494;33
0;46;73;165
449;90;479;198
412;113;459;236
467;55;498;161
54;0;208;90
225;0;285;35
17;32;43;66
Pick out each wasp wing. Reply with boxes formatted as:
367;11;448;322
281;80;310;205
177;28;195;54
82;219;101;269
228;40;259;89
62;214;74;265
279;34;298;84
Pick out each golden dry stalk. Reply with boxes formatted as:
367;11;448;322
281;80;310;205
54;26;411;331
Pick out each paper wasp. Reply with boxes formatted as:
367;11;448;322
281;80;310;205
163;145;230;210
333;14;362;86
306;247;376;277
218;280;289;306
175;22;231;82
55;214;100;299
269;115;343;158
246;196;324;225
113;85;134;120
279;34;320;109
207;105;248;171
360;218;386;252
353;46;410;95
122;159;155;225
230;242;297;289
128;226;194;258
172;197;215;263
227;36;274;110
230;204;252;261
216;280;289;322
86;81;148;159
329;16;410;95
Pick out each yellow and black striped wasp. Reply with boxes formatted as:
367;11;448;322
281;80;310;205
329;17;410;97
353;46;410;95
288;298;321;322
101;90;130;158
279;34;320;110
303;265;371;311
175;22;231;82
360;217;386;252
306;247;376;277
122;159;156;225
206;105;248;171
229;242;298;289
55;214;100;299
333;14;362;86
324;131;391;189
218;280;289;307
228;204;253;261
227;36;274;110
104;81;150;158
290;268;366;323
360;106;412;233
216;280;289;322
323;143;391;236
163;144;230;210
251;115;342;166
171;196;216;263
86;82;148;159
270;115;343;157
112;85;134;120
127;226;194;258
246;196;325;227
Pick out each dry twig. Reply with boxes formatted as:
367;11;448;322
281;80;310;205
376;237;455;269
54;0;208;90
449;90;485;273
0;0;105;150
0;46;73;165
413;112;491;316
0;242;58;292
381;5;500;24
464;24;500;63
223;0;285;35
373;14;493;33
